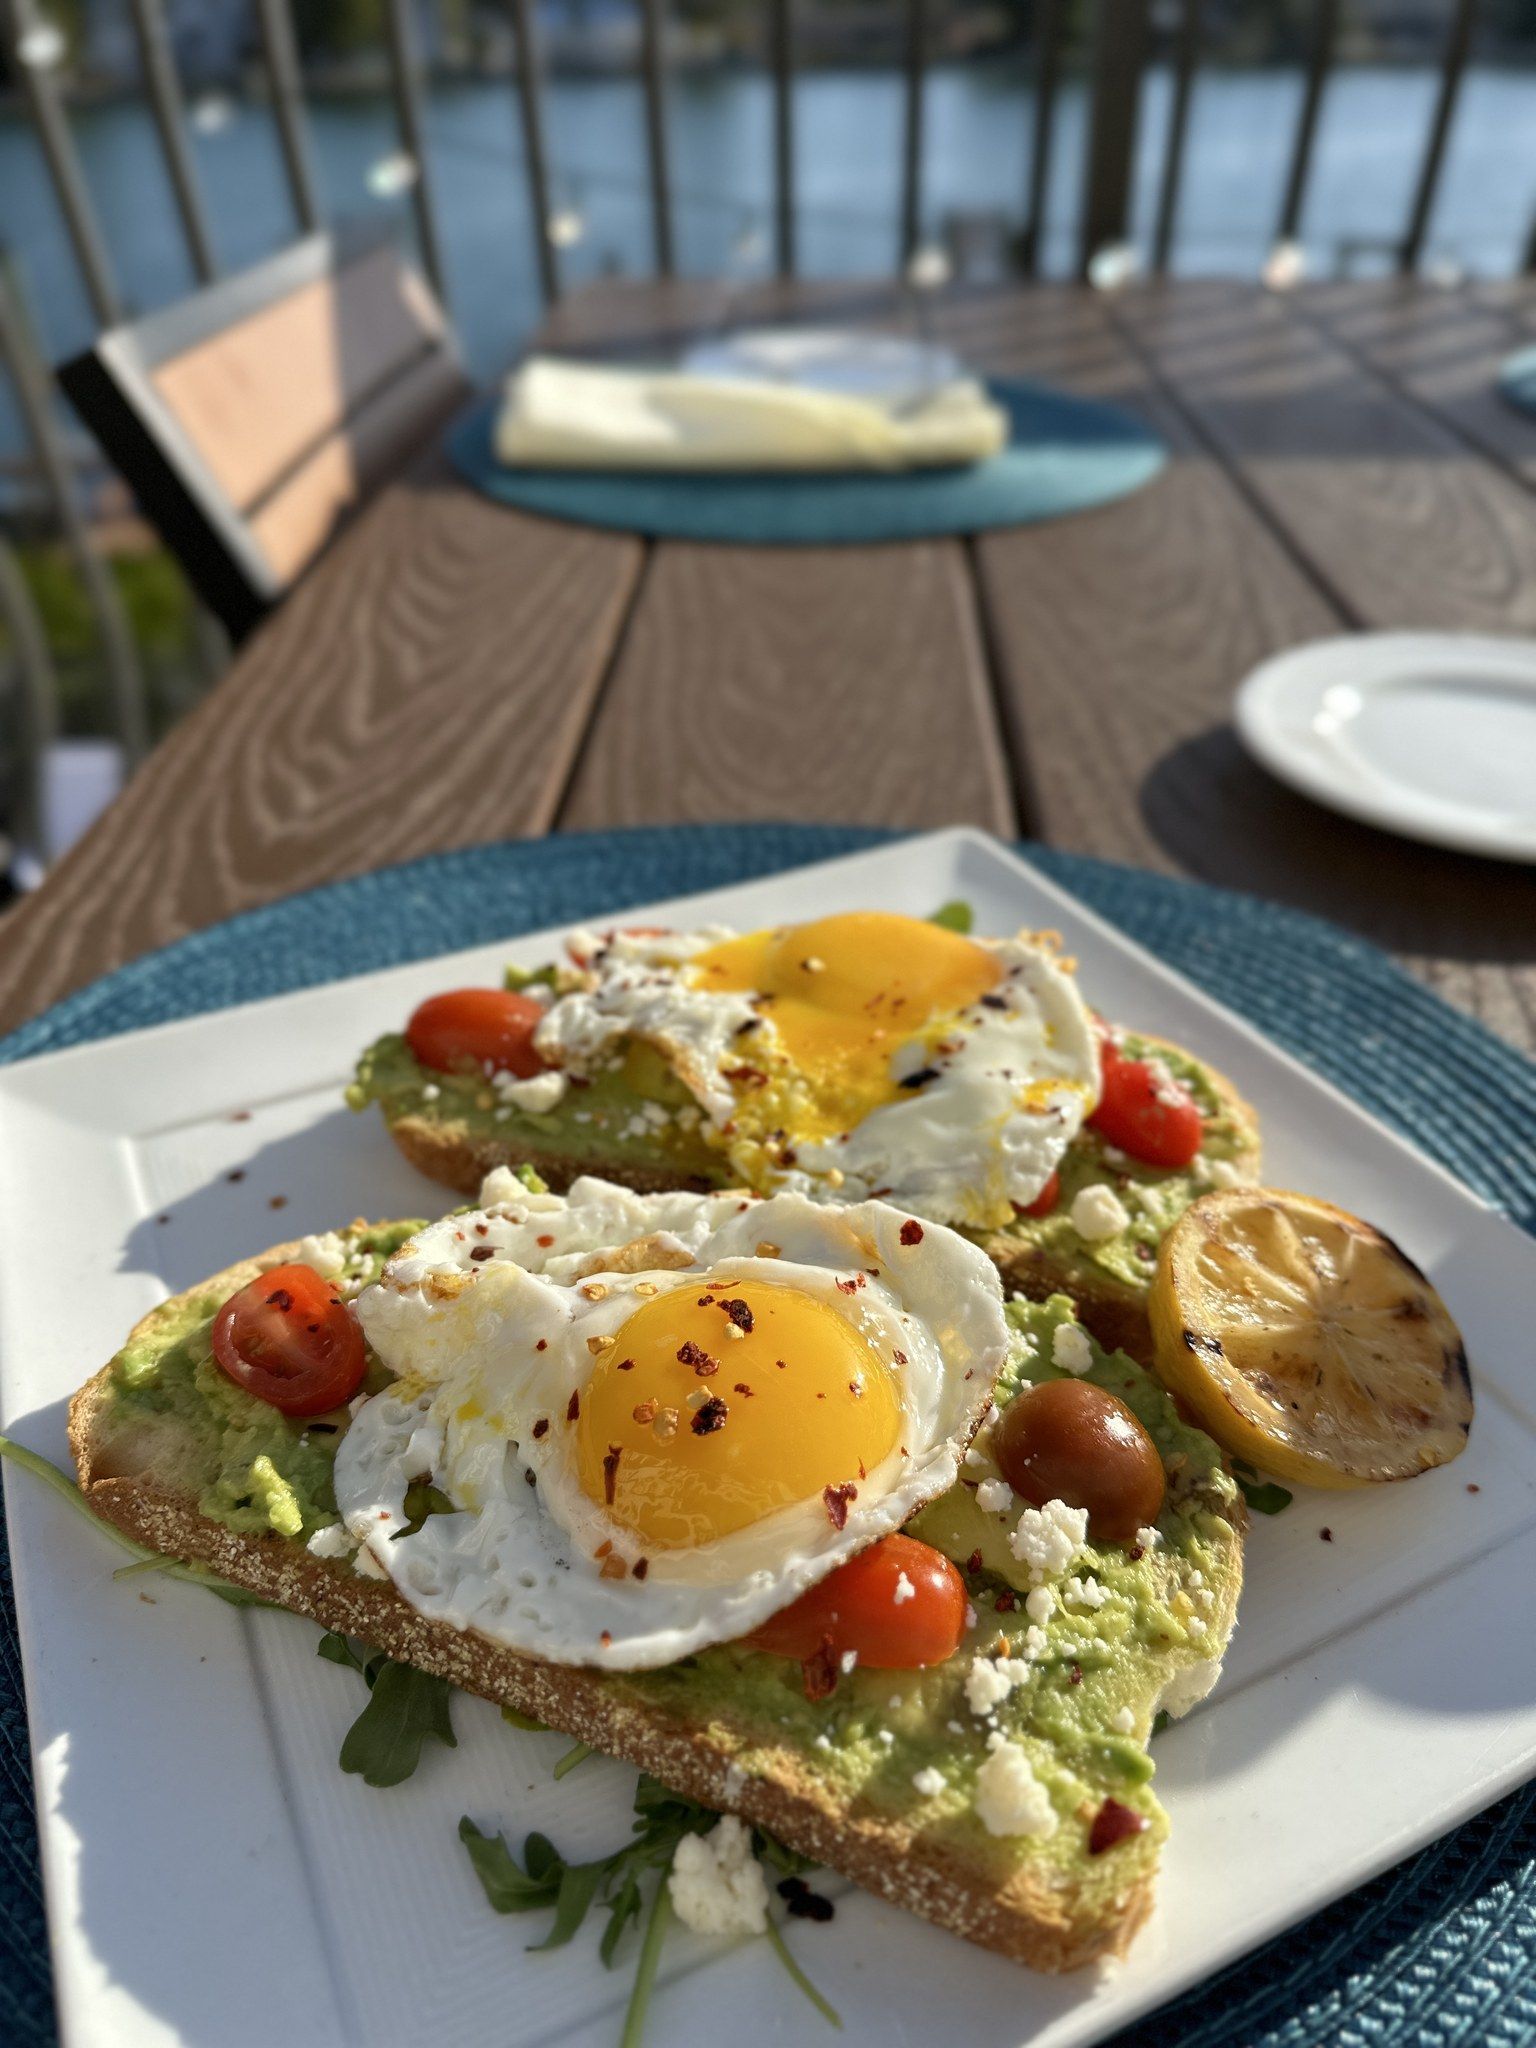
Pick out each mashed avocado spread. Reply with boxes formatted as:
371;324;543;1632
104;1244;1239;1886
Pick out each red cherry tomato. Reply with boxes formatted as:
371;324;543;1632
406;988;547;1078
1088;1038;1203;1168
744;1533;966;1670
1018;1170;1061;1219
211;1264;367;1417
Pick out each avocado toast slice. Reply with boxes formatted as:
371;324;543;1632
352;1010;1260;1366
70;1210;1243;1973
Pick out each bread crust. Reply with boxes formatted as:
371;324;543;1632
69;1245;1155;1973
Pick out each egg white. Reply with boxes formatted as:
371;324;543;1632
532;926;1099;1228
335;1179;1008;1668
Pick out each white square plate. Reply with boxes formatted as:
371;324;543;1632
3;827;1534;2048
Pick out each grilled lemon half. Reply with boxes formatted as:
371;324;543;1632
1148;1188;1471;1488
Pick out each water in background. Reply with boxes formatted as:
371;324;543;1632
2;59;1534;397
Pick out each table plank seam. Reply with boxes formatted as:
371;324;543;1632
549;537;660;832
1100;292;1370;635
962;532;1042;841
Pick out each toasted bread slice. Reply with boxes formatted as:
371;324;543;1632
71;1230;1243;1974
359;1028;1261;1365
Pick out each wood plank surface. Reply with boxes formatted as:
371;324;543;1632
930;285;1536;1051
0;453;640;1033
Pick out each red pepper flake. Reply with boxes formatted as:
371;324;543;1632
269;1195;287;1210
775;1358;787;1370
600;1631;612;1647
1088;1798;1148;1856
835;1276;859;1295
229;1109;252;1122
537;1234;555;1248
469;1245;496;1262
801;1635;838;1702
1069;1661;1083;1685
899;1219;924;1246
822;1482;857;1529
474;1221;489;1237
966;1548;983;1575
722;1064;767;1087
848;1380;864;1398
898;1068;939;1091
227;1169;246;1184
691;1394;729;1436
566;1391;580;1424
616;1357;635;1372
733;1382;755;1397
524;1469;538;1488
532;1418;549;1440
155;1214;171;1226
778;1876;835;1922
265;1287;294;1313
1467;1483;1481;1494
678;1339;718;1377
1128;1544;1145;1562
995;1591;1017;1614
535;1338;548;1352
1320;1527;1333;1542
633;1557;649;1581
719;1297;754;1335
602;1443;622;1505
893;1348;908;1366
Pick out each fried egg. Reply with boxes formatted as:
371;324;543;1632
534;911;1099;1230
334;1177;1008;1667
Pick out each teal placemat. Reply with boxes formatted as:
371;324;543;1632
446;379;1166;543
1501;346;1536;419
2;824;1534;2048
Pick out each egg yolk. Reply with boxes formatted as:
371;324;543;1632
575;1280;902;1550
691;912;1002;1142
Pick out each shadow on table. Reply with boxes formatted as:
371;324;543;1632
1139;723;1536;973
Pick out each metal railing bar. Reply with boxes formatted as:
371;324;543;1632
504;0;560;305
0;0;121;327
1152;0;1203;273
0;529;60;867
253;0;320;234
1398;0;1479;274
1080;0;1150;276
770;0;796;277
0;263;149;763
1276;0;1341;245
900;0;929;266
381;0;449;304
638;0;674;277
125;0;219;283
1019;0;1065;276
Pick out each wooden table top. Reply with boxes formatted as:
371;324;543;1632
5;278;1536;1053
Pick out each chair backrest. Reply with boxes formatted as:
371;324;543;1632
59;228;470;642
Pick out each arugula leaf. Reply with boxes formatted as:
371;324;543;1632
1231;1461;1294;1516
501;1703;549;1733
928;900;974;934
337;1658;456;1787
0;1433;272;1608
394;1481;455;1540
461;1772;840;2042
316;1630;372;1677
552;1740;594;1781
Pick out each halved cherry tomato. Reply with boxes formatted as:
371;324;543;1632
1018;1170;1061;1219
1089;1037;1203;1168
211;1263;367;1417
406;988;547;1078
744;1533;965;1670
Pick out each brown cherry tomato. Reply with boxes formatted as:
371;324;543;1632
992;1379;1165;1543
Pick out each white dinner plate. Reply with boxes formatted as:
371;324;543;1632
1235;631;1536;862
681;326;961;405
2;827;1534;2048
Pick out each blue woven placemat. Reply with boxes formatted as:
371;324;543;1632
446;379;1166;543
2;823;1534;2048
1501;346;1536;420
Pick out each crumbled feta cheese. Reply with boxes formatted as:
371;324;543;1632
893;1571;916;1605
1110;1705;1136;1735
1063;1574;1109;1611
1009;1498;1088;1584
1051;1322;1094;1376
305;1522;354;1560
1206;1157;1250;1190
975;1478;1014;1515
912;1767;946;1798
722;1763;748;1802
839;1650;859;1674
1022;1624;1049;1661
1070;1183;1132;1242
964;1445;988;1468
494;1069;568;1114
351;1544;388;1580
974;1738;1058;1839
421;1082;440;1102
1134;1524;1162;1552
479;1164;524;1207
964;1655;1034;1715
963;1603;977;1629
667;1816;769;1937
295;1231;348;1279
1024;1585;1055;1625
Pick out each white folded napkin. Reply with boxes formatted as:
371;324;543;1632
494;354;1009;473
